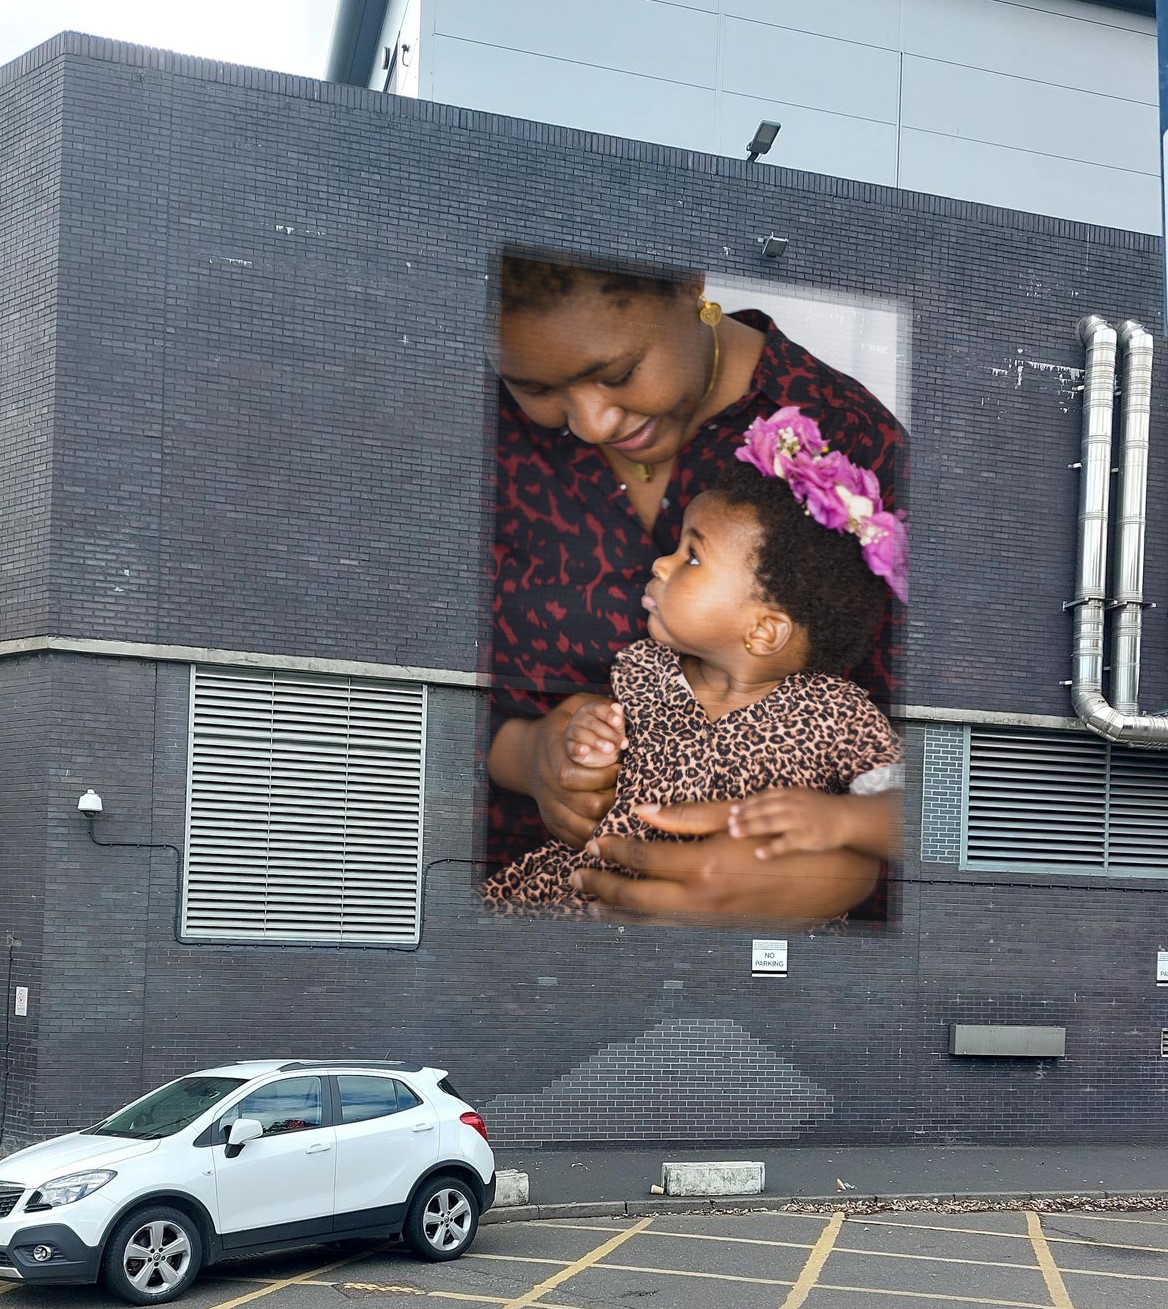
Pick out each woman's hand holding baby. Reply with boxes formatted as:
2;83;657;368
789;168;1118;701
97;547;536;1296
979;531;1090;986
488;694;620;849
566;702;627;768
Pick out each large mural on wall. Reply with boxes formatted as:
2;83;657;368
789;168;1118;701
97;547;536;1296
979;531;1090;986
476;249;909;929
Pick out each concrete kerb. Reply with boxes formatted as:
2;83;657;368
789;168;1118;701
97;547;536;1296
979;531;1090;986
481;1189;1168;1225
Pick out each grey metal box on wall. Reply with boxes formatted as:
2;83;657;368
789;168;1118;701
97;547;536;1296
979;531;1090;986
949;1025;1066;1058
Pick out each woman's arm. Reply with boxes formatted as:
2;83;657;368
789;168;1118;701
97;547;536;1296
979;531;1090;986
487;694;621;849
570;830;879;926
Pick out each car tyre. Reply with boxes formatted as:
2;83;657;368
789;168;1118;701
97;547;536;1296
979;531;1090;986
101;1205;204;1305
403;1175;479;1261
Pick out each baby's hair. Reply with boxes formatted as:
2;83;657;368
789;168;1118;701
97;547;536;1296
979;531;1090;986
499;248;694;314
712;459;886;676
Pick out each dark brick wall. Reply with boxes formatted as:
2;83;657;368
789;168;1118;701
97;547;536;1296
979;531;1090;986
3;35;1168;1149
0;658;51;1152
0;55;58;641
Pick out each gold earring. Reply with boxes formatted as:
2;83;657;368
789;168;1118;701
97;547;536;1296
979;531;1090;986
744;638;754;653
699;296;723;327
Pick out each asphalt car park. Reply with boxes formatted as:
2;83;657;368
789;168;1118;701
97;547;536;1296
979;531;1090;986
3;1204;1168;1309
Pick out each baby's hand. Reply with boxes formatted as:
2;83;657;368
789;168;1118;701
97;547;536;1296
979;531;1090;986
728;788;857;857
565;701;627;769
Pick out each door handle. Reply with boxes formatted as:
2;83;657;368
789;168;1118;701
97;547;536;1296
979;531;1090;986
305;1142;332;1154
411;1123;435;1133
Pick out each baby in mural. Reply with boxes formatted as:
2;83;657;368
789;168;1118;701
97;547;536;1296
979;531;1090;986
480;408;908;920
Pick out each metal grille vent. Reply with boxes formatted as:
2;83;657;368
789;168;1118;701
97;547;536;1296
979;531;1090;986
965;729;1168;871
183;667;426;946
1161;1030;1168;1059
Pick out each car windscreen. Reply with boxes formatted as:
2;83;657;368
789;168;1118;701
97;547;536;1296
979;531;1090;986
83;1076;248;1139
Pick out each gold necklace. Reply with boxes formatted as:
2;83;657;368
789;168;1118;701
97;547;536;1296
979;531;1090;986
698;321;721;407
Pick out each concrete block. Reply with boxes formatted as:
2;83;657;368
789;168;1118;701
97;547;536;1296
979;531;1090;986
662;1160;765;1197
494;1169;529;1206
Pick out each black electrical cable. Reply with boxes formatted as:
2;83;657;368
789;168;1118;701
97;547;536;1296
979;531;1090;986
0;937;15;1148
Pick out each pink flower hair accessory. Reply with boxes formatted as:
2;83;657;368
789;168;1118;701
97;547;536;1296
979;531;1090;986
735;406;908;603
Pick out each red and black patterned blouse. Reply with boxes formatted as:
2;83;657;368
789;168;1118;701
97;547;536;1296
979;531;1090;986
488;310;906;887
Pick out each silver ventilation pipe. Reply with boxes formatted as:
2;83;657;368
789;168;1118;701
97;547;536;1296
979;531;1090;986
1069;315;1168;748
1110;320;1153;712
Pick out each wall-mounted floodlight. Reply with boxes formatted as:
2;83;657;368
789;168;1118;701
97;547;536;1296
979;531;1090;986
758;234;789;261
77;789;103;817
746;120;781;163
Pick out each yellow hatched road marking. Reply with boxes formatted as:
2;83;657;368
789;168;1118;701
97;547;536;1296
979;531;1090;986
1026;1211;1075;1309
497;1216;653;1309
779;1210;845;1309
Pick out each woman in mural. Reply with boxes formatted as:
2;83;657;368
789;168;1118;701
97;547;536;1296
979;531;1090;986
487;251;905;923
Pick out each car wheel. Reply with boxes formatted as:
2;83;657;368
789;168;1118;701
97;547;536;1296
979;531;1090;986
101;1205;204;1305
403;1175;480;1261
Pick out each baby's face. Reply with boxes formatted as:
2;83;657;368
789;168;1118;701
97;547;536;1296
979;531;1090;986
642;492;762;661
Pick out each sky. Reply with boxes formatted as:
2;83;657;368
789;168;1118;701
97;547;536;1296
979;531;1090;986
0;0;341;79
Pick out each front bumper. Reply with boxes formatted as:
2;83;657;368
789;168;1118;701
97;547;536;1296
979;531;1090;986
0;1223;102;1284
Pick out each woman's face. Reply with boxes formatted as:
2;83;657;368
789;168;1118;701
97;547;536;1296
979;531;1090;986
497;280;712;464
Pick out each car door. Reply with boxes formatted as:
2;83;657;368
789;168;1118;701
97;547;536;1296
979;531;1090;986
330;1074;439;1232
210;1074;336;1246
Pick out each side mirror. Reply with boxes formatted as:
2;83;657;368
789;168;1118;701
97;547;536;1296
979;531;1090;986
224;1118;264;1157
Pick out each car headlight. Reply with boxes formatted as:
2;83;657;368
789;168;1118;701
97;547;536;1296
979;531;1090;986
27;1170;117;1209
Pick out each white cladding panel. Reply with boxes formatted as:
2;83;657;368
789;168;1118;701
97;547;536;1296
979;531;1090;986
720;19;902;122
902;0;1157;102
901;56;1159;175
433;0;718;86
898;127;1161;232
428;35;716;151
724;0;902;48
411;0;1158;233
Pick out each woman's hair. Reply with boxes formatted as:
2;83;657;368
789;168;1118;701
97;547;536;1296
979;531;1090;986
499;249;693;314
713;459;886;676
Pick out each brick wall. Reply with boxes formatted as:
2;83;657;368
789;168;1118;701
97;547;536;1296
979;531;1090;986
2;35;1167;1149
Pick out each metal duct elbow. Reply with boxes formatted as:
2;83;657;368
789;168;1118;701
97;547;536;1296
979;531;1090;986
1068;316;1168;748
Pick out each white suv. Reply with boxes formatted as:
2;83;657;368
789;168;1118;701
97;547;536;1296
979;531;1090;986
0;1059;495;1304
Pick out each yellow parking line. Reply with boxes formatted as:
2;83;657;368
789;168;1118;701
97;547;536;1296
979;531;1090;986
497;1216;653;1309
780;1210;845;1309
835;1244;1041;1271
204;1246;389;1309
818;1285;1050;1308
469;1253;568;1266
1026;1212;1074;1309
1060;1265;1168;1284
604;1261;793;1286
859;1218;1032;1240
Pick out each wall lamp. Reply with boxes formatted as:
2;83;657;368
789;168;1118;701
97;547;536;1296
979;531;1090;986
746;120;781;163
758;233;789;261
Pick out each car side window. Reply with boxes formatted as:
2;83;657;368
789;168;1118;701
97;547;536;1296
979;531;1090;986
338;1075;423;1124
221;1076;324;1137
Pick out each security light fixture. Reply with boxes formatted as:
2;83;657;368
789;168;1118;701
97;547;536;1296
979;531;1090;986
77;789;103;817
746;120;781;163
759;234;789;260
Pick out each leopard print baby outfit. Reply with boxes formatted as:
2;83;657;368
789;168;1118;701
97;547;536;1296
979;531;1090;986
480;640;902;918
